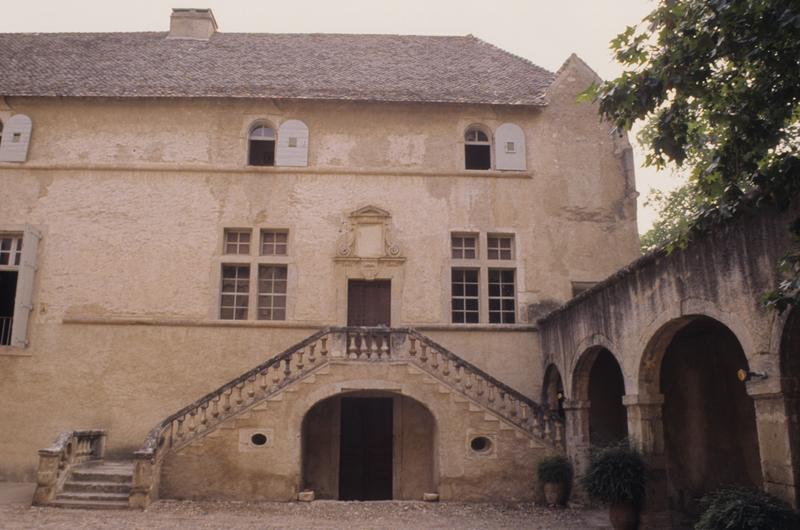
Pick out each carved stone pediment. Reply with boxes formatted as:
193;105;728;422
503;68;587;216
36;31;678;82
335;205;404;261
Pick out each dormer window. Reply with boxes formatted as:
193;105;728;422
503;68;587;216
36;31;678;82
465;127;491;170
248;125;276;166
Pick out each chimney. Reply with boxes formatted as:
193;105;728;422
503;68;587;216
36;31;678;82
167;8;218;40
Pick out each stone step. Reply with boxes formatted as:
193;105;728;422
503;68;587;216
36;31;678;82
70;470;133;484
56;491;130;502
63;481;131;494
47;498;130;510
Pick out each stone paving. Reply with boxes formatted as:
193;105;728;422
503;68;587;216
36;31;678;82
1;483;612;529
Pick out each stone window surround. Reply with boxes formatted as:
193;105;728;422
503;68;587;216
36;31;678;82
448;230;521;325
214;226;294;322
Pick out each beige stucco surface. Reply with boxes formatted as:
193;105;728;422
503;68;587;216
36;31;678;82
0;56;639;481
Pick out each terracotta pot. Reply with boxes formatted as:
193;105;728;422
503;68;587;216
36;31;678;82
608;500;639;530
543;481;566;506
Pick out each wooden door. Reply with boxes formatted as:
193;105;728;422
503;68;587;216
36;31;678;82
338;397;393;500
347;280;391;326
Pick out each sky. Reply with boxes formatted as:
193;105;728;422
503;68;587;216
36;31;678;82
0;0;684;234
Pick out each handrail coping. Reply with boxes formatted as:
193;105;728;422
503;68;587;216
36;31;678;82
38;429;106;456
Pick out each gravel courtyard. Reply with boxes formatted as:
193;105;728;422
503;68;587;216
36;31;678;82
0;484;612;530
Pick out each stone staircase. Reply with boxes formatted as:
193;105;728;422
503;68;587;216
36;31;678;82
48;461;133;510
35;327;565;509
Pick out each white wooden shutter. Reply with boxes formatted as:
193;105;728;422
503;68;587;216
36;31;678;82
0;114;33;163
275;119;309;167
11;225;41;347
495;123;526;171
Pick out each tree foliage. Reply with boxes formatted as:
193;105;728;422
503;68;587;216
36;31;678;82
591;0;800;311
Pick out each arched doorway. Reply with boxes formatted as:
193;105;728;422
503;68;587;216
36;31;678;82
301;391;436;500
542;364;565;420
573;347;628;447
651;316;762;515
780;308;800;507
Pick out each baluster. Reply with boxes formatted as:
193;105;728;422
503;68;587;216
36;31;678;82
510;398;519;418
297;348;305;371
455;364;462;385
370;334;379;359
442;358;450;376
530;413;540;436
200;403;209;426
272;364;281;390
543;418;552;440
420;343;428;363
308;344;317;364
321;337;328;358
233;383;242;405
488;386;495;405
176;417;185;439
520;403;529;426
359;332;368;359
284;357;292;379
465;371;473;391
348;334;357;359
223;389;232;412
211;397;220;418
381;334;390;358
409;337;417;357
499;391;507;413
259;370;268;392
187;412;197;433
431;349;439;370
476;378;484;396
555;421;564;445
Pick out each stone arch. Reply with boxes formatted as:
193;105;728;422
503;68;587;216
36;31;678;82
542;363;565;420
644;315;762;516
637;300;756;396
296;379;438;501
569;333;621;399
572;344;628;447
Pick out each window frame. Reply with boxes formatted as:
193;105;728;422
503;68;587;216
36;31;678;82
464;125;492;171
448;230;519;325
260;229;289;256
247;122;277;167
216;226;293;322
451;267;480;324
487;234;515;261
488;267;517;324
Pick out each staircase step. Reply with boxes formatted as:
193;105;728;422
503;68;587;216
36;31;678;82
70;471;132;484
56;491;130;502
63;481;131;494
48;498;129;510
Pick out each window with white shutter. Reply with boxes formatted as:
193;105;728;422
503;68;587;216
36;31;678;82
3;226;41;347
494;123;526;171
275;119;309;167
0;114;33;163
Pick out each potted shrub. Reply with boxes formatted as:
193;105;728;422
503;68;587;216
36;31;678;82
695;487;798;530
581;443;646;530
537;455;572;506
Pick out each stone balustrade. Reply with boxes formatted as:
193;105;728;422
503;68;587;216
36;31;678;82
129;326;564;507
33;430;106;505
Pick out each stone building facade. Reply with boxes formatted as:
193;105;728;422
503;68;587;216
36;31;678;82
0;8;643;507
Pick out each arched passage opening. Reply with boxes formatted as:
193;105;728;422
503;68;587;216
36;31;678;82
574;347;628;447
780;308;800;507
301;391;436;501
542;364;565;420
645;316;761;515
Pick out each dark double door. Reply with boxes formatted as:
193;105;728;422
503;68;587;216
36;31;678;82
338;397;393;500
347;280;390;326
